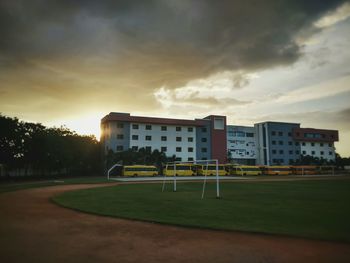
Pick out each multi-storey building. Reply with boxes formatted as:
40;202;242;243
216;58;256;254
101;112;339;165
255;122;301;165
255;122;338;165
101;112;227;163
227;125;257;165
293;128;338;161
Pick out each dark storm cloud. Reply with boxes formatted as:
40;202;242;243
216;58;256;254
0;0;346;71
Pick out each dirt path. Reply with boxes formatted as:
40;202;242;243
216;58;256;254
1;183;350;263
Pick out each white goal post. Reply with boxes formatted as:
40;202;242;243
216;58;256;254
161;159;220;199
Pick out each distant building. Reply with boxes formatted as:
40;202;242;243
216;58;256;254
255;122;338;165
255;122;301;166
293;128;338;162
101;112;339;165
100;112;227;163
227;126;256;165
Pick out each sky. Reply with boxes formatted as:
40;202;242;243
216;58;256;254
0;0;349;156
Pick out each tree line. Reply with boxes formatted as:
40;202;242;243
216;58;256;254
0;114;100;177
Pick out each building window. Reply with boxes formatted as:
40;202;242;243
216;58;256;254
302;142;306;146
201;147;207;153
188;147;193;152
272;140;276;145
320;151;324;155
145;135;152;141
131;146;138;151
116;145;124;151
288;141;292;145
246;133;254;137
272;150;277;154
246;151;249;155
234;131;245;137
302;151;306;155
279;150;284;154
161;147;167;152
288;132;292;136
202;127;207;132
201;138;207;143
214;117;224;130
289;150;293;154
188;157;194;161
296;150;300;154
146;125;152;130
132;135;138;140
161;136;167;141
176;137;182;142
175;157;182;161
311;151;315;155
311;143;315;146
176;147;182;152
145;146;152;152
295;142;299;146
279;141;283;145
201;157;207;160
161;126;167;131
176;126;182;131
188;127;193;132
117;123;124;128
278;131;283;136
328;143;332;147
320;143;324;147
117;134;124;140
329;151;333;155
271;131;276;136
188;137;193;142
132;124;139;129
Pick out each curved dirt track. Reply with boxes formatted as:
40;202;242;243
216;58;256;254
1;183;350;263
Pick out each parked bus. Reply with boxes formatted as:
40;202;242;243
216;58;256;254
264;166;293;175
291;165;317;175
197;164;228;176
230;165;262;176
164;164;197;176
123;165;158;177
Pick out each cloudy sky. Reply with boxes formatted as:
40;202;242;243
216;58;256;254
0;0;349;156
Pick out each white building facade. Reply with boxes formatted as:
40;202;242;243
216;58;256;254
129;123;197;161
227;125;257;165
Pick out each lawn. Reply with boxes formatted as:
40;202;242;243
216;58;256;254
53;179;350;242
0;176;110;194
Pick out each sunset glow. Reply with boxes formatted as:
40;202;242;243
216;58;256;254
0;0;349;156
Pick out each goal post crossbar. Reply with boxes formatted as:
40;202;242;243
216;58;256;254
161;159;220;199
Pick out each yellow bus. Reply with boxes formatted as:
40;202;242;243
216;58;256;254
123;165;158;177
197;164;228;176
291;165;317;175
230;165;262;176
264;166;292;175
164;164;197;176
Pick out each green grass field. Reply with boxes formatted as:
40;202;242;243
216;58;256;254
53;179;350;242
0;176;110;194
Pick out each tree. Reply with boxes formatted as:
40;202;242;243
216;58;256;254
0;114;101;177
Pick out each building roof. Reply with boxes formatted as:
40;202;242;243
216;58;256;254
101;112;209;126
254;121;300;126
